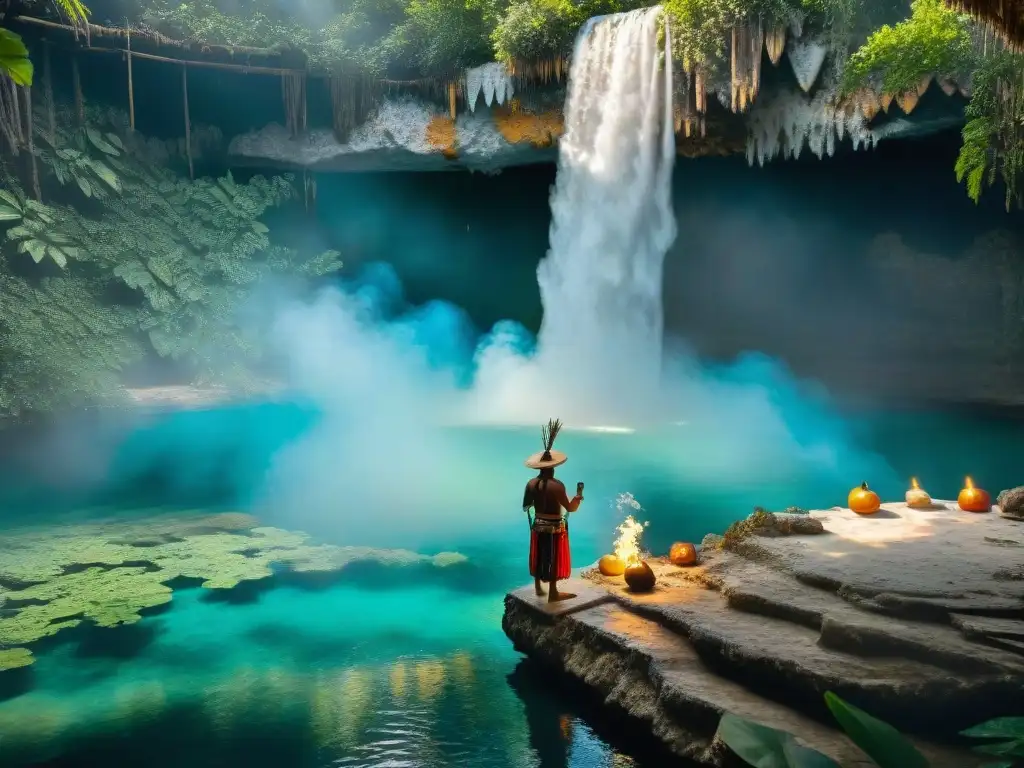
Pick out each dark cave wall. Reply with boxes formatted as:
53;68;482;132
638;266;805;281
314;130;1024;407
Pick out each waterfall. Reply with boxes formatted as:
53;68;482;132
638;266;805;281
535;7;676;421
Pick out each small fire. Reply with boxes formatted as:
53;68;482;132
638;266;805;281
910;477;920;490
613;515;647;566
964;476;975;489
612;492;648;566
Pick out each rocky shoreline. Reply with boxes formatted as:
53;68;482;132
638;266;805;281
502;502;1024;766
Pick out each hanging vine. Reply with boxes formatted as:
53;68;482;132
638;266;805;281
955;49;1024;209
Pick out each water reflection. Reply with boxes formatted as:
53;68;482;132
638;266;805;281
1;649;666;767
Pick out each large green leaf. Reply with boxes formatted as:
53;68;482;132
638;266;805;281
0;189;22;211
973;741;1024;758
76;176;93;198
0;29;33;87
86;127;120;156
0;205;22;222
47;246;68;269
963;719;1024;740
824;692;928;768
21;239;46;264
717;714;840;768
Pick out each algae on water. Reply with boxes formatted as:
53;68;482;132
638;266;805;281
0;511;467;667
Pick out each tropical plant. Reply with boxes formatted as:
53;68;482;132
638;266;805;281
0;106;341;421
841;0;977;95
954;50;1024;210
961;717;1024;767
0;28;33;86
718;690;931;767
720;690;1024;767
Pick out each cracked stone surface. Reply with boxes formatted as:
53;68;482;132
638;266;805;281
503;500;1024;766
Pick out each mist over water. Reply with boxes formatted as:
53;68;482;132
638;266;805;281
0;9;904;548
253;9;896;544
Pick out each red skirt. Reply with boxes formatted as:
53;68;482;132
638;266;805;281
529;527;571;581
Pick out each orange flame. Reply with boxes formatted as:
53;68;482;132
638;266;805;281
964;476;975;490
910;477;920;489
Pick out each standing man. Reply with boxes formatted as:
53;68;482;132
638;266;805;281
523;418;583;603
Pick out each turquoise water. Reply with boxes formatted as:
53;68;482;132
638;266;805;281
1;401;1022;767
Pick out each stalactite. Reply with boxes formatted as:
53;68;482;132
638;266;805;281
856;88;881;120
72;55;84;125
127;26;136;131
765;26;786;65
22;87;40;201
879;91;894;112
328;74;378;144
43;42;55;143
746;87;874;167
465;62;515;112
182;66;193;180
507;57;567;90
938;77;959;96
787;39;828;93
896;88;920;114
730;21;763;113
676;67;706;138
282;72;307;137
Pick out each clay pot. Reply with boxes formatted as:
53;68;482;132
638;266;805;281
598;554;626;577
624;561;656;593
669;541;697;567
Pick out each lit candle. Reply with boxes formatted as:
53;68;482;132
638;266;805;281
905;477;932;509
957;476;991;513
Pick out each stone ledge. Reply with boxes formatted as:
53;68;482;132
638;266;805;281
502;501;1024;765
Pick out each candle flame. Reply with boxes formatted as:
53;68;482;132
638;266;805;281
965;476;974;489
910;477;919;489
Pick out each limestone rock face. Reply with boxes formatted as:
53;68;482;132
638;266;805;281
505;501;1024;766
228;96;558;173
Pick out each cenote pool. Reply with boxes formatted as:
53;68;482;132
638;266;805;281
0;400;1021;767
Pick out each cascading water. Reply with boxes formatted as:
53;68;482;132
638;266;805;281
535;7;676;422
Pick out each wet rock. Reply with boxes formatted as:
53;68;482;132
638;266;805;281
504;501;1020;766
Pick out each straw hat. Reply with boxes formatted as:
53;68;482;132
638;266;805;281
524;449;568;470
524;418;567;469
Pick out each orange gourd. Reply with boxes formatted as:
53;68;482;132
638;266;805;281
669;542;697;567
624;561;656;593
958;477;991;513
598;554;626;576
848;482;881;515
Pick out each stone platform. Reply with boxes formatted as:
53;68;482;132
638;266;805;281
502;501;1024;766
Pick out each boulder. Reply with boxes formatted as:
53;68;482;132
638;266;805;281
998;486;1024;520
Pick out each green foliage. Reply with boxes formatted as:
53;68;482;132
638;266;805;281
492;0;629;63
0;29;34;87
842;0;976;95
663;0;796;69
141;0;495;75
397;0;501;72
955;51;1024;210
962;717;1024;766
718;713;839;766
0;107;341;421
823;691;929;768
717;691;938;767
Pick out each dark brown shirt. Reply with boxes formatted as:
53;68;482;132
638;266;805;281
523;476;581;520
